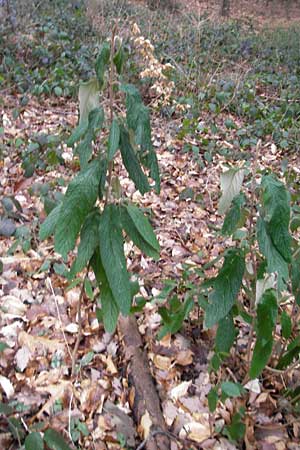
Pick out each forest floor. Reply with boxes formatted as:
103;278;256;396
1;1;300;449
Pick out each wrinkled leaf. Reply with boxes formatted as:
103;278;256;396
215;312;236;354
108;118;120;161
79;79;99;125
222;193;245;236
126;204;159;253
219;168;244;215
95;42;110;88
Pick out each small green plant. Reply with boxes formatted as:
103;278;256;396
39;25;160;373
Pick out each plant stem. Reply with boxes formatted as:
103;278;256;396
71;270;89;377
246;139;261;372
105;22;118;205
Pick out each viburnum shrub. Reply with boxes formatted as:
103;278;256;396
39;26;160;335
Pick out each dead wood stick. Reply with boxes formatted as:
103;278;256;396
118;315;171;450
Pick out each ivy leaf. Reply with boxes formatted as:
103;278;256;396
120;207;159;260
95;42;110;88
79;79;100;126
91;249;119;333
99;205;131;315
54;161;101;259
25;432;44;450
250;289;277;379
205;248;245;328
108;118;120;161
70;209;101;277
261;174;291;263
221;193;245;236
119;125;150;195
126;204;159;253
43;429;72;450
39;203;62;241
218;168;244;215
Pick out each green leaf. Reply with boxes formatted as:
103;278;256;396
108;119;120;161
291;252;300;305
257;218;289;291
54;161;101;259
218;168;245;215
281;310;292;339
260;174;291;263
79;79;99;126
95;42;110;88
91;249;119;333
0;342;8;352
67;121;88;147
126;204;159;253
221;382;245;398
39;203;62;241
157;296;194;339
76;108;105;169
205;249;245;328
250;289;277;379
221;193;245;236
43;429;72;450
70;209;101;277
119;125;150;195
0;402;14;415
215;313;236;354
208;387;218;412
99;205;131;315
113;44;125;74
223;410;245;442
25;432;44;450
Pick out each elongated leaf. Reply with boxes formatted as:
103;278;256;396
215;312;236;354
120;207;159;260
66;121;88;147
91;249;119;333
25;432;44;450
205;248;245;328
292;252;300;305
261;174;291;262
113;44;125;74
126;204;159;253
250;289;277;379
54;161;101;258
119;125;150;195
98;157;108;199
99;204;131;315
43;429;72;450
221;381;245;398
208;388;218;412
108;118;120;161
281;310;292;339
95;42;110;88
221;193;245;236
75;130;93;169
39;203;62;240
257;218;289;291
79;79;99;125
218;168;244;215
70;209;101;277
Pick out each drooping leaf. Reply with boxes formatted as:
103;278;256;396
260;174;291;263
119;125;150;195
157;296;194;339
126;204;159;253
120;207;159;260
70;209;101;277
54;161;101;258
66;121;88;147
277;336;300;369
76;108;105;169
205;248;245;328
215;312;236;354
79;79;99;126
108;118;120;161
39;203;62;241
291;251;300;305
99;204;131;315
43;429;72;450
257;218;289;291
91;249;119;333
95;42;110;89
113;44;125;74
250;289;277;379
98;157;108;199
221;193;246;236
218;168;245;215
25;432;44;450
281;310;292;339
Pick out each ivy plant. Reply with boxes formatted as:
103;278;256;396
39;28;160;337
